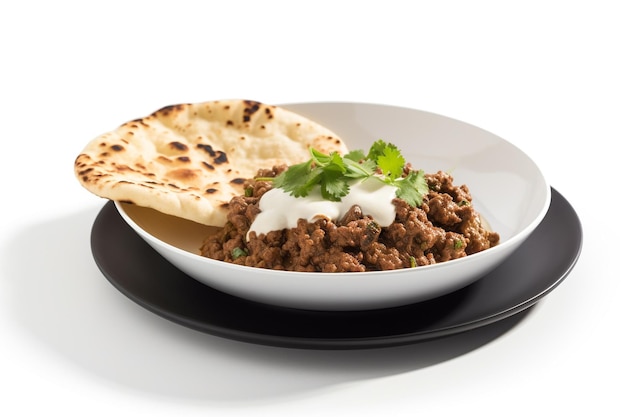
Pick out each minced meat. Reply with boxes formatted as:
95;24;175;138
199;165;500;272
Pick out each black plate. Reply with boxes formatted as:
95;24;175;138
91;188;582;350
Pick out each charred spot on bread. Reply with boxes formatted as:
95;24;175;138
169;141;189;152
154;104;188;117
197;143;217;156
213;151;228;164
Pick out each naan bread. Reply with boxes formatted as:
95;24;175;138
75;99;348;226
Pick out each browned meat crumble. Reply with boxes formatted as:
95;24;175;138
200;165;499;272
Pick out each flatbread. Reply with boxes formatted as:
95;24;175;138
74;99;348;226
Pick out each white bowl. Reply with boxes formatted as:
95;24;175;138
114;102;551;311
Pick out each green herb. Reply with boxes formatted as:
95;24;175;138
395;170;429;208
231;247;248;259
454;239;464;250
366;221;381;233
268;139;428;207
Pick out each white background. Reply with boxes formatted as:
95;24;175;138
1;1;622;416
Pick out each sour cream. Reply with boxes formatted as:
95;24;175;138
248;177;397;238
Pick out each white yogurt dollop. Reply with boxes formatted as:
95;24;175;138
248;177;397;238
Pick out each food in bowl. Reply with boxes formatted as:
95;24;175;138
200;140;500;272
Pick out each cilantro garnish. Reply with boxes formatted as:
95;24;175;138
231;247;248;259
265;139;428;207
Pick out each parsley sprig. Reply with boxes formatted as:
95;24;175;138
263;140;429;207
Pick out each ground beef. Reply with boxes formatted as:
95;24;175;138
199;166;500;272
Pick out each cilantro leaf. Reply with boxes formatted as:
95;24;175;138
394;170;428;207
344;149;367;162
377;145;405;180
366;139;390;161
272;160;315;197
320;170;350;201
